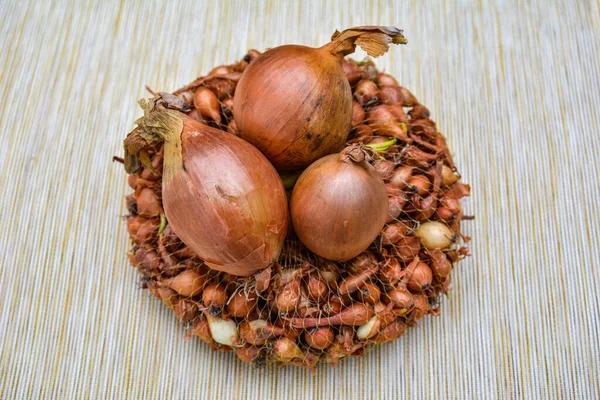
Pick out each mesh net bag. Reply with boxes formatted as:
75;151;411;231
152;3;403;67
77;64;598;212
120;48;471;372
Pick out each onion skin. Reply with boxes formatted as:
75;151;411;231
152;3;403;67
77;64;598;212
131;97;289;276
290;145;388;261
233;26;406;171
304;327;335;350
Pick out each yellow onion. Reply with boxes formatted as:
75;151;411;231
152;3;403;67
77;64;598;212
126;95;289;276
233;26;406;171
290;144;388;261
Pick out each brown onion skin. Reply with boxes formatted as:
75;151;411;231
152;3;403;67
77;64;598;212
233;26;406;171
233;45;352;171
144;109;289;276
290;146;388;261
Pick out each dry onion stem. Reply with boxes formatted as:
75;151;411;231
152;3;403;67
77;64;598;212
120;37;472;371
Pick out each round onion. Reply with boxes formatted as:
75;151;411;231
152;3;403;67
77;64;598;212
128;95;289;276
233;26;406;171
290;144;388;261
414;221;454;250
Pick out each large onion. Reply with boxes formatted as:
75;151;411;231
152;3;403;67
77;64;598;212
233;26;406;171
290;144;388;261
126;95;289;276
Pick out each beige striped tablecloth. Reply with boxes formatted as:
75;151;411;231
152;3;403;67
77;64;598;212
1;1;599;399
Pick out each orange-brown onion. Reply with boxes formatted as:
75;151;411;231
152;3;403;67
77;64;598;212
233;26;406;171
131;97;289;276
290;144;388;261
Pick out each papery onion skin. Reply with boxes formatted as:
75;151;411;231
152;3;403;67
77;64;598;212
132;97;289;276
233;26;406;171
290;145;388;261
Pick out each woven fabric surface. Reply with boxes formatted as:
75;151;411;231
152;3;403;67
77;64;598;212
1;1;599;399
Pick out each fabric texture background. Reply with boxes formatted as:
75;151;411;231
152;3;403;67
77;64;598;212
1;1;598;399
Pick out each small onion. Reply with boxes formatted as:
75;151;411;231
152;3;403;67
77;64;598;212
429;249;453;277
406;262;433;292
205;314;238;346
290;145;388;261
127;97;289;276
379;85;402;104
226;289;258;318
373;160;394;180
272;337;304;362
233;26;406;171
366;105;409;141
304;327;335;350
381;221;410;245
356;282;381;305
414;221;454;250
355;79;379;105
377;73;398;86
164;269;206;297
356;315;379;340
390;166;413;189
306;276;329;302
202;283;228;310
352;101;366;126
193;87;221;124
407;174;431;196
441;165;459;186
411;294;429;321
384;287;414;314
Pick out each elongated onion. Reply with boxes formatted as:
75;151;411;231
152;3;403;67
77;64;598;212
233;26;406;171
126;95;289;276
290;144;388;261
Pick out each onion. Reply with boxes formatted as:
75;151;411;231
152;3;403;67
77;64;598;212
272;337;304;362
356;315;379;340
239;319;285;345
127;96;289;276
371;320;406;343
384;286;414;314
373;160;394;180
164;269;206;297
355;79;379;105
441;165;459;186
202;283;228;311
351;101;365;126
193;87;221;124
205;314;238;346
406;261;433;292
408;104;430;120
429;249;453;277
350;124;373;144
225;289;258;318
287;303;374;328
411;294;429;321
407;174;431;196
366;105;409;141
378;73;398;86
379;85;402;104
386;195;405;223
306;276;329;302
233;26;406;171
356;282;381;305
304;327;335;350
290;144;388;261
276;277;301;313
381;221;410;245
414;221;454;250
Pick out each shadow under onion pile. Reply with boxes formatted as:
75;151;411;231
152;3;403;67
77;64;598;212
120;50;472;371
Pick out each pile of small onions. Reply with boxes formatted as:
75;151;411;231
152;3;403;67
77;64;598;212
120;29;471;371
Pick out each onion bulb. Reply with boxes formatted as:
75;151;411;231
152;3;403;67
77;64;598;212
290;144;388;261
414;221;454;250
233;26;406;171
127;95;289;276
